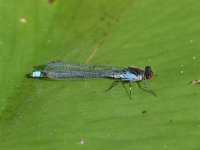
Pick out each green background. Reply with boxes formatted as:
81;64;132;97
1;0;200;149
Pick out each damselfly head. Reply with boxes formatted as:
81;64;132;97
145;66;153;80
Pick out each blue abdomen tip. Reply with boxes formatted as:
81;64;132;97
32;71;41;77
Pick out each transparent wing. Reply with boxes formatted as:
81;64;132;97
44;61;125;79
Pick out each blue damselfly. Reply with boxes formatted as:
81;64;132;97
29;61;156;99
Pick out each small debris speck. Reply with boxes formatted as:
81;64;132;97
193;56;196;60
190;79;200;85
190;39;194;43
20;18;27;23
180;70;184;74
79;139;85;145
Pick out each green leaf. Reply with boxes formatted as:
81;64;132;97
1;0;200;149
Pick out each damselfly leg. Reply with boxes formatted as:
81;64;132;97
105;80;133;100
129;81;132;100
144;77;147;88
105;80;121;92
137;82;157;97
122;80;133;100
122;82;129;97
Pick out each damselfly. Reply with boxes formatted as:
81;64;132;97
29;61;157;99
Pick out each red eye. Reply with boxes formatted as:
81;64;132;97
146;74;152;80
145;66;154;80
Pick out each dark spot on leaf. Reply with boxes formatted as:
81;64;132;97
103;32;108;36
100;17;105;21
142;110;147;114
48;0;55;4
107;22;111;26
170;120;172;123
